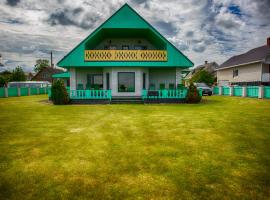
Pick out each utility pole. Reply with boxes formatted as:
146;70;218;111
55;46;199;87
51;51;53;68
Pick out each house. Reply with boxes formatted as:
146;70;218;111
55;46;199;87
216;37;270;86
57;4;194;103
186;61;218;80
31;66;64;83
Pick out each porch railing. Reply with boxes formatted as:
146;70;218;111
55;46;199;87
142;89;188;99
85;50;167;61
70;90;112;100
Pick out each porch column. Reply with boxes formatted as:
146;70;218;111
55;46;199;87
70;68;76;91
176;68;182;86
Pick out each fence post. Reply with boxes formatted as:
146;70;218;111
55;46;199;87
229;86;234;96
258;85;264;99
44;87;47;94
219;86;222;95
28;87;31;96
242;86;247;97
37;87;40;95
4;87;8;98
17;87;21;97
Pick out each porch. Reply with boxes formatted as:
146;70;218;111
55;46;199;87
65;67;191;103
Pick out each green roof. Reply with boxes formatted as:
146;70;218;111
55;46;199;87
52;72;70;78
57;3;193;68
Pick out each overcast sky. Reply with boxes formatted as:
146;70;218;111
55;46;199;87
0;0;269;72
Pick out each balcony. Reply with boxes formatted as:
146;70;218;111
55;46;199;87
262;73;270;82
85;50;167;62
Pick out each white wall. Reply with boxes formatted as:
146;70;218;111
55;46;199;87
217;62;262;85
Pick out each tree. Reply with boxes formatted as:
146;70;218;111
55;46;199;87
191;69;214;86
186;82;202;103
51;80;69;105
34;59;49;73
10;66;26;81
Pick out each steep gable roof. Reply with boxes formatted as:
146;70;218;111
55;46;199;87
57;3;193;68
218;45;270;70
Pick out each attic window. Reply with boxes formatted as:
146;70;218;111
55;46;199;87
233;69;238;78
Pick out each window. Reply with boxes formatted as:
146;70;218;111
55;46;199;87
118;72;135;92
134;45;147;50
87;74;103;89
104;45;117;50
233;69;239;78
122;45;129;50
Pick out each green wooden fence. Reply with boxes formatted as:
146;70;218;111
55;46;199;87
0;88;5;98
222;87;230;96
20;88;28;96
264;86;270;99
233;86;242;97
0;87;48;98
247;86;259;98
8;88;18;97
213;87;219;95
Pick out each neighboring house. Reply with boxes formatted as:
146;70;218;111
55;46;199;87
216;37;270;86
31;67;64;83
25;72;34;81
186;61;219;80
57;4;193;102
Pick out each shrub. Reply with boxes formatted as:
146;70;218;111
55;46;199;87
51;80;69;105
186;82;202;103
191;69;214;86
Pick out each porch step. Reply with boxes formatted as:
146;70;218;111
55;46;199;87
111;96;143;104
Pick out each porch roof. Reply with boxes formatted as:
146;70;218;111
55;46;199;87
52;72;70;78
57;4;193;69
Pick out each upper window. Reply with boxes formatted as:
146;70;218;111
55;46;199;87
134;45;147;50
233;69;239;78
122;45;129;50
104;45;117;50
118;72;135;92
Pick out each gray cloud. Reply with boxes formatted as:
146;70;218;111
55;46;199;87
47;7;99;30
6;0;20;6
154;21;178;36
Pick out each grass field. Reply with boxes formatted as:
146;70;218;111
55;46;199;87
0;95;270;200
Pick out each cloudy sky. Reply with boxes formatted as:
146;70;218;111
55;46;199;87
0;0;269;72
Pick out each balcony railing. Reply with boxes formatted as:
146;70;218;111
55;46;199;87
262;73;270;82
85;50;167;61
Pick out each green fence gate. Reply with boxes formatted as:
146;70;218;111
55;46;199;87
213;87;219;95
233;86;243;97
247;86;259;98
264;86;270;99
222;87;230;96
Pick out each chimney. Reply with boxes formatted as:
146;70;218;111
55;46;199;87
205;60;208;65
267;37;270;46
50;51;53;68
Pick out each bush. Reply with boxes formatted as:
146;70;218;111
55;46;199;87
186;82;202;103
51;80;69;105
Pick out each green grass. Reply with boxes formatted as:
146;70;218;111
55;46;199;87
0;95;270;200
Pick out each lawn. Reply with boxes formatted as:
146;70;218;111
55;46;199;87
0;95;270;200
